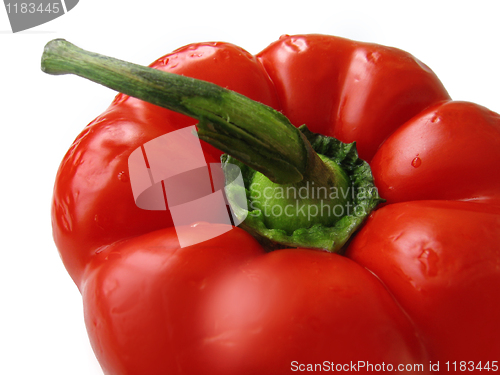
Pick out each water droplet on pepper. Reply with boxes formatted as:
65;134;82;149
118;171;129;182
418;248;439;277
411;157;422;168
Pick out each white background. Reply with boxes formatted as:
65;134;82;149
1;1;499;374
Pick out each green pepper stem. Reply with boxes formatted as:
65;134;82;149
41;39;384;252
40;38;336;186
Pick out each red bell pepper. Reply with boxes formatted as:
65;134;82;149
42;34;500;374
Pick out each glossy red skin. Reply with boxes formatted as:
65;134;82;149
257;34;450;161
371;101;500;205
51;34;500;374
346;200;500;363
83;224;428;375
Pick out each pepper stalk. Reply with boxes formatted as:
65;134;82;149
41;39;383;252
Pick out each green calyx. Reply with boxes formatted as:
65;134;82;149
249;154;351;233
223;126;384;253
